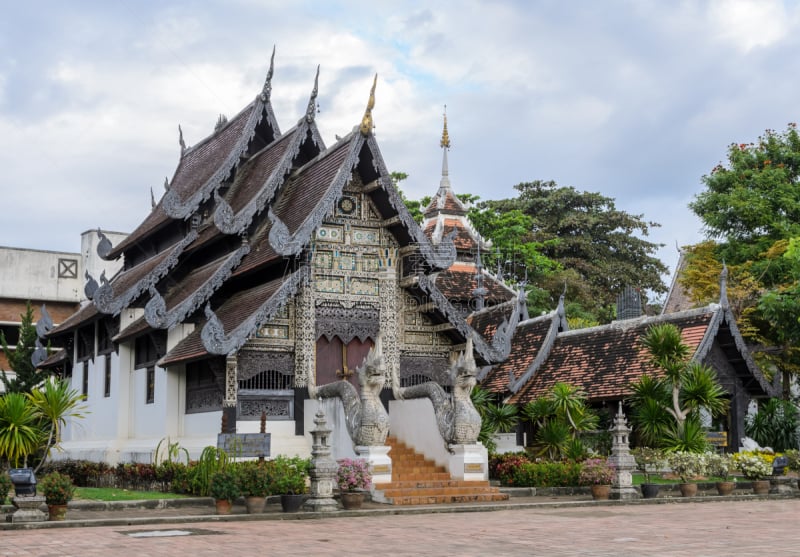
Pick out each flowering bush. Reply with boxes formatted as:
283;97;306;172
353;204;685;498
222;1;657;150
705;452;733;481
733;449;778;466
667;451;706;483
38;471;75;505
490;453;531;486
784;449;800;472
578;458;615;486
632;447;665;483
735;453;772;480
336;458;372;492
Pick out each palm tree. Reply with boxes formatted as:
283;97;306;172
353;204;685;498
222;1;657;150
630;323;728;451
0;392;42;467
27;379;88;472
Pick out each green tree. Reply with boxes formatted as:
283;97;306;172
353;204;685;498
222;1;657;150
27;380;88;472
483;180;667;321
687;124;800;396
1;302;51;394
629;324;728;452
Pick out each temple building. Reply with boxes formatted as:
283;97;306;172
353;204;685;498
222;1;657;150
44;57;521;464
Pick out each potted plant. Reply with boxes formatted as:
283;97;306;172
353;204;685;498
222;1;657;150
0;471;11;505
632;447;664;499
336;458;372;509
236;461;271;514
38;471;75;520
209;469;240;515
578;458;615;500
271;455;309;512
735;453;772;494
667;451;706;497
706;452;735;495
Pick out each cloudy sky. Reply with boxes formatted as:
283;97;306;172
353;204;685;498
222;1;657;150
2;0;799;292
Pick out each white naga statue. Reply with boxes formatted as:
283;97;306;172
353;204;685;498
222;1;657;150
308;337;390;447
392;338;482;449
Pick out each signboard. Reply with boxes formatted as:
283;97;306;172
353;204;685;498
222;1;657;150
217;433;271;458
705;431;728;447
464;462;484;473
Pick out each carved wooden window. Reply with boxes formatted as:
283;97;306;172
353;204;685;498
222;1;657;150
185;361;222;414
238;370;293;390
401;374;432;388
146;366;155;404
81;361;89;398
134;332;166;369
103;354;111;398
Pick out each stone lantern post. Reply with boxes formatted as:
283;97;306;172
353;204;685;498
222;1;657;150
608;402;639;500
303;409;339;512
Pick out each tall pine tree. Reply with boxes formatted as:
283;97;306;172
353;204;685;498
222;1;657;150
1;302;51;393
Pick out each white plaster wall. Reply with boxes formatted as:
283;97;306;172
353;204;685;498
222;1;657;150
304;398;355;460
0;246;81;303
130;364;168;439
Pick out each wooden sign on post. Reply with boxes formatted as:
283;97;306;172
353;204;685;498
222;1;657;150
217;433;271;458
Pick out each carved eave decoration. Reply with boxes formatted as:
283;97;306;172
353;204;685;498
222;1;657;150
93;229;199;316
691;266;777;397
213;107;326;236
144;241;251;329
507;294;569;393
201;265;309;356
159;54;282;221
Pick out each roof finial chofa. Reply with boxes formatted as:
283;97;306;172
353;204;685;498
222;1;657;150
305;65;320;124
360;73;377;137
178;125;186;154
261;46;276;103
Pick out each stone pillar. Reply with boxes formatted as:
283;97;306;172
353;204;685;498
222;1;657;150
303;409;338;512
608;403;639;500
11;496;48;523
222;355;237;433
448;444;489;481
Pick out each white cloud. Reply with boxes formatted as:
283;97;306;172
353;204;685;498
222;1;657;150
708;0;790;52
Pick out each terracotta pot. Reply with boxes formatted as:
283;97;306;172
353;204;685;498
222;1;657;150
640;483;660;499
47;504;68;521
340;491;363;509
678;482;698;497
590;484;611;500
752;480;770;495
716;481;735;496
280;494;305;513
214;499;232;515
244;495;266;514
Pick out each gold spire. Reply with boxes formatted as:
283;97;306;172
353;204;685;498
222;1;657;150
360;73;377;137
440;105;450;149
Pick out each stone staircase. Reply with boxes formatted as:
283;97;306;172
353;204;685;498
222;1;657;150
372;436;508;505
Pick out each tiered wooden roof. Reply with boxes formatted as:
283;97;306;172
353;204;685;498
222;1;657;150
483;272;777;404
47;56;519;368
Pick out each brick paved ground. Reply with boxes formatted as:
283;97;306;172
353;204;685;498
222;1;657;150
1;499;797;556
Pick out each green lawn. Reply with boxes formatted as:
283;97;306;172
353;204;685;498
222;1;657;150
631;473;726;485
74;487;189;501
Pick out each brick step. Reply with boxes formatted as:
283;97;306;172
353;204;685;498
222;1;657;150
385;493;509;506
392;472;453;482
378;486;501;498
375;479;493;490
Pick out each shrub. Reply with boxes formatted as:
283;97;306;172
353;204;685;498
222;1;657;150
237;461;272;497
578;458;615;486
38;471;75;505
510;460;582;488
705;452;733;481
209;469;240;501
632;447;665;483
667;451;707;483
270;455;309;495
336;458;372;492
0;471;11;504
784;449;800;472
490;453;531;485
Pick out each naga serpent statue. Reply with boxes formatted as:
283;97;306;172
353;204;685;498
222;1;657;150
308;336;390;447
392;338;482;450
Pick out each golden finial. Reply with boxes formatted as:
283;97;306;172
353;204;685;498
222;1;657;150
360;73;378;137
440;105;450;149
